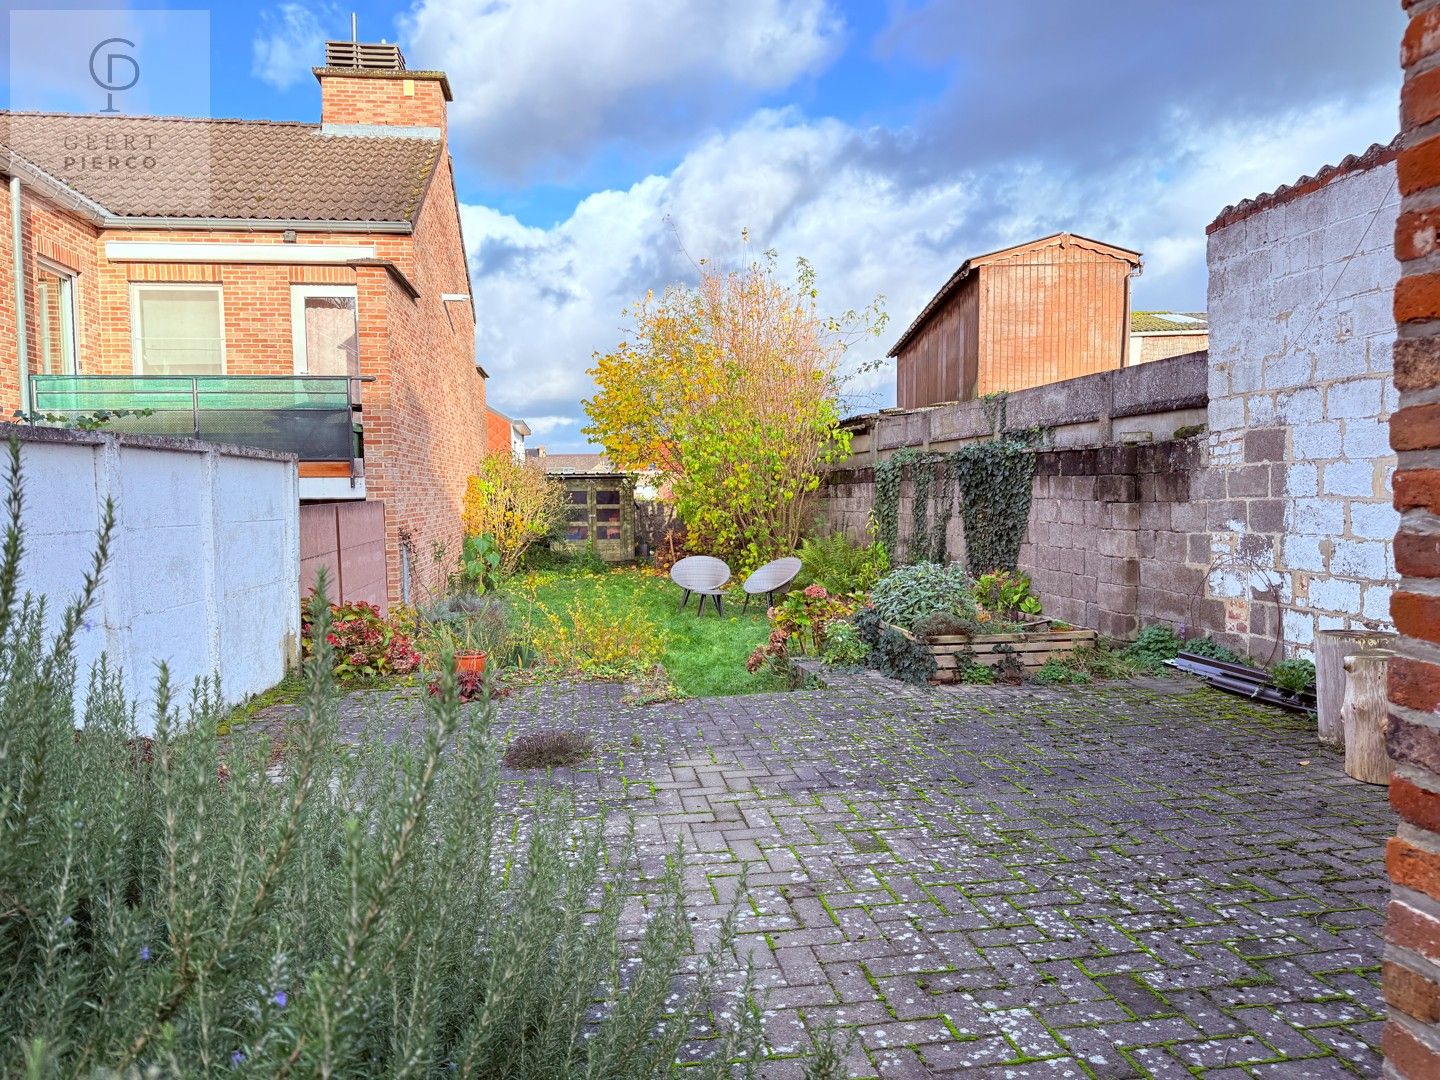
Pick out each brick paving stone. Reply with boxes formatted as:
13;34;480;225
252;670;1395;1076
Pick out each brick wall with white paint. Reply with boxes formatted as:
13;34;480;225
1205;152;1400;658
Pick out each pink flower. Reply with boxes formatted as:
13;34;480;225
803;584;827;600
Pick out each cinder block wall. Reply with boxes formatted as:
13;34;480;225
1382;3;1440;1073
1206;147;1400;659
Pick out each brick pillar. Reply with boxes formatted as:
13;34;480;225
1386;3;1440;1074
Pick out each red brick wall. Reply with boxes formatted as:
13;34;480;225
486;407;514;455
362;153;486;603
1387;3;1440;1074
318;72;448;135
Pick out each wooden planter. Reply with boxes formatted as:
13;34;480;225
884;621;1098;683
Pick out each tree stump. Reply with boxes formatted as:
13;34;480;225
1316;629;1396;747
1342;649;1395;785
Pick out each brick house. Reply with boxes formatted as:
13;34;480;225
0;40;485;604
889;232;1143;407
485;406;530;461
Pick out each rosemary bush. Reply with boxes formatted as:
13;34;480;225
0;443;759;1078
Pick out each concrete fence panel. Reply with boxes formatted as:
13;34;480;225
299;500;388;613
7;425;300;733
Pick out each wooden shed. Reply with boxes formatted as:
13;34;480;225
889;233;1142;408
530;450;638;563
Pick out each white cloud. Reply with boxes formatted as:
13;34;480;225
252;3;332;91
467;89;1397;453
402;0;844;178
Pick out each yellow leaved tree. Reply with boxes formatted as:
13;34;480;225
584;247;885;573
461;452;565;575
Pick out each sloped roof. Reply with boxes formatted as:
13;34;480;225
1131;311;1208;333
1207;137;1400;234
888;232;1143;357
536;452;614;475
0;111;441;223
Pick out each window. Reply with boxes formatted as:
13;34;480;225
291;285;359;376
36;262;77;375
131;285;224;376
566;489;588;505
596;489;621;505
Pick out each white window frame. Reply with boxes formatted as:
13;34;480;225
290;284;360;376
36;258;78;376
129;283;226;377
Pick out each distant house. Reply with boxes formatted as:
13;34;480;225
1129;311;1209;365
486;407;530;460
889;232;1143;407
0;39;488;605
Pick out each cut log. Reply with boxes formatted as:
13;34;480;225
1342;649;1395;785
1316;629;1396;747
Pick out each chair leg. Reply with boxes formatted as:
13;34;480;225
679;589;690;611
743;594;750;613
695;594;705;617
716;594;723;616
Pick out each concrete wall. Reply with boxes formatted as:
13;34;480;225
10;425;299;731
1205;155;1400;656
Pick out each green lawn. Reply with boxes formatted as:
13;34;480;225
518;567;783;698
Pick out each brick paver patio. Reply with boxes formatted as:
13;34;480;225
273;670;1394;1077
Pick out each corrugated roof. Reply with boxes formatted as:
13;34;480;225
0;111;441;223
1131;311;1208;333
887;232;1143;358
1207;137;1400;234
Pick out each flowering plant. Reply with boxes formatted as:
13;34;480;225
301;600;421;681
746;583;854;673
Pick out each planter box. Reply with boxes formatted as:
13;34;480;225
884;621;1098;683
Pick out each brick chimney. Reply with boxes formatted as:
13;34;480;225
315;40;452;138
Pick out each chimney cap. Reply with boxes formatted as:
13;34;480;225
312;64;453;102
325;39;405;71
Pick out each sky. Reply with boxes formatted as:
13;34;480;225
0;1;1407;451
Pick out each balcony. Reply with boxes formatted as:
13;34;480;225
29;375;367;498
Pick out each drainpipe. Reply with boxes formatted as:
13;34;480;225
10;177;29;413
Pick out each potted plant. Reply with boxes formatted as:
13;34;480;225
427;617;489;675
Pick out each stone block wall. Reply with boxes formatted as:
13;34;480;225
1206;144;1401;658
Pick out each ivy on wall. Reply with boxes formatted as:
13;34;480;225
871;392;1038;574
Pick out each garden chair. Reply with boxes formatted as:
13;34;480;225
741;556;802;612
670;555;731;616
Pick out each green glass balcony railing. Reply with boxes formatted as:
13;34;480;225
29;374;364;465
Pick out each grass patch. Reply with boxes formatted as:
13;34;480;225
518;566;786;698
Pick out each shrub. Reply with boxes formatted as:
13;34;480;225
0;442;763;1078
459;532;503;593
538;595;665;679
959;662;997;685
769;583;854;656
819;620;868;666
796;531;890;595
1182;635;1248;666
503;729;595;769
973;570;1042;619
854;607;936;685
301;598;421;680
1125;624;1182;671
1063;641;1143;681
462;452;567;574
1271;657;1316;694
912;609;983;638
1033;658;1091;685
869;562;976;630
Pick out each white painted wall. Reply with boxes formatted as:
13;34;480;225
12;428;300;731
1206;158;1400;653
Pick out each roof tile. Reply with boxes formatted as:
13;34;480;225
0;111;440;222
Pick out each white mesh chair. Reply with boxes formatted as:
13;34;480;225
670;555;732;616
742;556;802;612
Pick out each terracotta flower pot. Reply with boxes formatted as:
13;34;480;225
455;651;488;675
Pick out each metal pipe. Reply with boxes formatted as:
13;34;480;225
10;177;28;413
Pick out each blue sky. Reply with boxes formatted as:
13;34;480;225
1;1;1407;450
